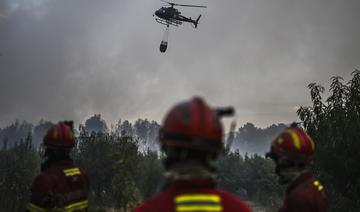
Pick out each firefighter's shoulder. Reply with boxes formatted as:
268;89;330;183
31;169;57;195
134;190;251;212
27;170;58;211
285;179;326;212
215;189;252;212
134;190;173;212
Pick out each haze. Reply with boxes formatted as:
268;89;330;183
0;0;359;128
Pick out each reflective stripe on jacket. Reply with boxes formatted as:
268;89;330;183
134;178;251;212
279;171;327;212
27;160;89;212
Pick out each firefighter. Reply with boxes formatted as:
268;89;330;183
27;121;89;212
266;123;327;212
134;97;251;212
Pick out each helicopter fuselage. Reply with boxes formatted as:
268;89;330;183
155;7;196;26
155;7;179;19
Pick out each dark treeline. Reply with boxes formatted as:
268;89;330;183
231;123;287;155
0;116;161;152
297;70;360;211
0;115;286;156
0;71;359;211
0;128;282;211
0;135;40;211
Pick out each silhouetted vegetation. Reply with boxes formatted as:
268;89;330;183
0;120;280;211
231;123;287;155
0;134;40;211
1;71;358;211
297;70;360;211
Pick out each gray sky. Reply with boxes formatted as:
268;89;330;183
0;0;359;128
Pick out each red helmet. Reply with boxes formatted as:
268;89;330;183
159;97;223;155
268;123;315;164
43;122;75;148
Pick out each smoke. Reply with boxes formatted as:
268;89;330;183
0;0;359;128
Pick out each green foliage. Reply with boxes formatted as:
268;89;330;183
111;136;141;210
216;152;282;211
74;132;118;207
2;71;359;211
0;129;282;211
297;70;360;211
135;150;163;200
0;134;40;211
73;130;164;211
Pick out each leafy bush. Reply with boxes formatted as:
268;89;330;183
298;70;360;211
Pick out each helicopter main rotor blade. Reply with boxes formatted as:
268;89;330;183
160;0;206;8
160;0;174;6
174;4;207;8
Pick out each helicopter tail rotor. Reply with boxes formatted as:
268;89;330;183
194;14;201;28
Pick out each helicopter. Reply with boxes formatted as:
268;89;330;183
154;0;207;28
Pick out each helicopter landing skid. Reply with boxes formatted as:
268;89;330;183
155;18;181;27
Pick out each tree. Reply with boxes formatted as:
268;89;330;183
32;120;53;146
0;121;33;148
216;151;282;211
74;132;117;207
0;133;40;211
84;114;109;134
74;130;144;210
232;123;286;155
297;70;360;211
136;150;163;200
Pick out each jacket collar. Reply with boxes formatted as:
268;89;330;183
42;159;74;172
287;171;313;193
165;177;216;190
